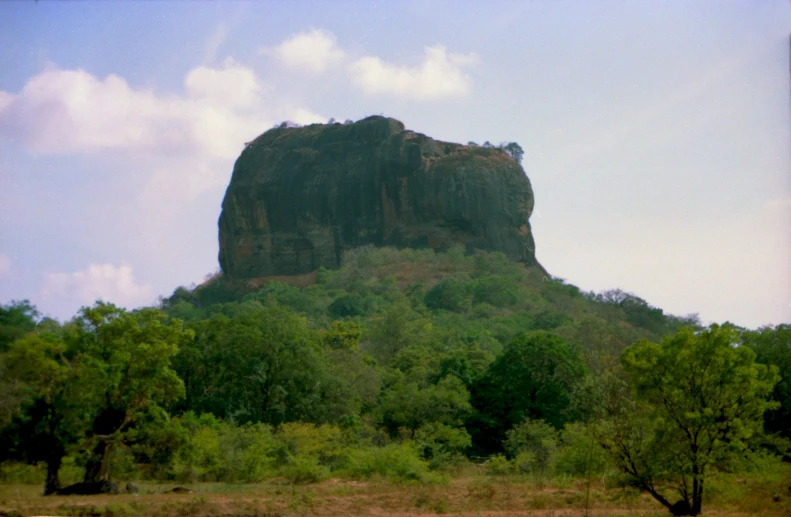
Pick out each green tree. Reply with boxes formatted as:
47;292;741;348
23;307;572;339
0;329;88;494
70;303;192;485
743;324;791;440
589;325;779;516
501;142;524;164
378;374;472;435
504;419;558;473
0;300;39;352
469;332;586;453
424;276;472;313
364;301;432;363
176;305;339;425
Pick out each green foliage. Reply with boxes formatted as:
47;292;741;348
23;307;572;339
345;443;432;482
0;300;39;352
364;300;432;363
323;321;363;350
553;422;609;477
743;324;791;440
472;276;518;308
379;375;472;434
1;247;736;491
174;305;333;425
0;328;88;493
425;276;472;313
500;142;524;164
484;454;514;475
470;332;587;454
413;423;471;468
504;419;558;473
71;303;192;484
588;325;780;515
329;294;369;318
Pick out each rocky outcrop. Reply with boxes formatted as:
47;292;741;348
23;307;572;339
218;116;542;279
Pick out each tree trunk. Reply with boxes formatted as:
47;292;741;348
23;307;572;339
83;439;112;484
43;454;62;495
692;476;703;515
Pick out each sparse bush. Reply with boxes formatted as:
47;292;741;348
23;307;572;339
345;443;431;481
484;454;514;475
280;455;330;484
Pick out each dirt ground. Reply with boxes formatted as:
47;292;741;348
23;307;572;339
0;475;788;517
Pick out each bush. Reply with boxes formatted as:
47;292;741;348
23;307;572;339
484;454;514;475
472;276;518;308
176;417;276;482
425;277;472;313
414;423;472;469
275;422;347;471
345;443;431;481
329;294;368;318
504;419;558;474
554;422;609;477
281;455;330;484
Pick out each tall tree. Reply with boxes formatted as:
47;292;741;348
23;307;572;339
588;325;779;516
743;324;791;440
0;300;39;352
469;332;586;453
70;303;191;485
0;329;88;494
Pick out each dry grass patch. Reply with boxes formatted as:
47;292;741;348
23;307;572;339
0;473;787;517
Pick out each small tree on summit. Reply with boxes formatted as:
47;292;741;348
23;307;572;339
502;142;524;164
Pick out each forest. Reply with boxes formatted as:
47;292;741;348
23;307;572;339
1;246;789;517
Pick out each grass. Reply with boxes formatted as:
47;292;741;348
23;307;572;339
1;469;788;517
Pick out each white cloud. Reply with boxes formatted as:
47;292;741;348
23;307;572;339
290;108;326;125
42;263;153;309
348;45;478;100
0;253;10;278
267;28;345;74
0;58;268;160
0;58;326;203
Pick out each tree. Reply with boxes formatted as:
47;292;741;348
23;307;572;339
176;305;337;426
501;142;524;164
0;329;88;494
588;325;778;516
469;332;587;453
743;324;791;440
0;300;39;352
70;303;192;486
378;374;471;435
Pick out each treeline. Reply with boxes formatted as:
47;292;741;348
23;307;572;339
0;247;788;515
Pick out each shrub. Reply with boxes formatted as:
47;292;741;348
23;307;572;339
504;419;558;474
414;423;472;469
484;454;514;475
472;276;518;307
345;443;431;481
425;277;472;313
554;422;609;477
329;294;368;318
281;455;330;484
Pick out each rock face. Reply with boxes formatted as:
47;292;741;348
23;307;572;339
218;116;542;279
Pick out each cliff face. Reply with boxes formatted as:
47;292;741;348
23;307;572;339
218;116;541;279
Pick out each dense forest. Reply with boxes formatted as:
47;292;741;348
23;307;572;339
1;246;789;516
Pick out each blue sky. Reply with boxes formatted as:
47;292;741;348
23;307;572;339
0;1;788;328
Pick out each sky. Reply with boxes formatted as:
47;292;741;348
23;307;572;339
0;1;788;329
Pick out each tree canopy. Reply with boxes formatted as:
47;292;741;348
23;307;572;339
588;325;779;516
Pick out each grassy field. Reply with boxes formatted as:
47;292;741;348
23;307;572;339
1;472;789;517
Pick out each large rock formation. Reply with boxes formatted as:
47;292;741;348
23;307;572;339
218;116;542;279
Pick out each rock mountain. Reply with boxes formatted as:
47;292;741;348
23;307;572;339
218;116;543;281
